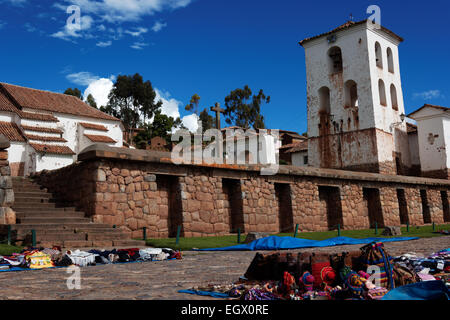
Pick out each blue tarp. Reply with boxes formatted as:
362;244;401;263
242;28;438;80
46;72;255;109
178;290;230;299
382;281;450;300
195;236;419;251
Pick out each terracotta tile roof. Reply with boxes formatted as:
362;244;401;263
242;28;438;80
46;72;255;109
407;104;449;118
285;140;308;153
0;82;119;122
0;121;26;142
0;90;20;114
20;111;59;122
299;20;403;46
84;134;116;143
21;125;63;134
30;143;75;155
25;134;67;143
79;122;108;132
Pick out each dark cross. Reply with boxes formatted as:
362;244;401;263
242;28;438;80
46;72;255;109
210;103;225;130
349;13;354;22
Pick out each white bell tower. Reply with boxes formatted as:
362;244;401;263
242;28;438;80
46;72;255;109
300;20;410;175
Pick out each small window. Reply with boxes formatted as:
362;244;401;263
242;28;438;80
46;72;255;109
318;86;331;113
344;80;358;109
328;46;343;73
390;84;398;111
375;42;383;69
304;156;308;165
378;79;387;106
387;47;394;73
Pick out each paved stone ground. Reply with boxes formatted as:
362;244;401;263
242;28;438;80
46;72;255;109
0;237;448;300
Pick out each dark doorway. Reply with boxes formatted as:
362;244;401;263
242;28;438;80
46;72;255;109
420;190;432;223
318;186;343;230
275;183;294;233
441;191;450;223
397;189;409;224
223;179;245;233
363;188;384;228
157;176;183;238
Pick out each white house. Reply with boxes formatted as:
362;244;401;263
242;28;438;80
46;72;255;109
0;82;123;176
408;104;450;179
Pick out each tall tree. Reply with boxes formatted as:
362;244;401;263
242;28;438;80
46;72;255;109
85;94;98;109
199;108;215;132
106;73;162;140
224;85;270;129
185;94;201;115
64;88;82;100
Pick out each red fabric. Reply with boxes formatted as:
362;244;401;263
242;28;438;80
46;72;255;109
311;261;330;288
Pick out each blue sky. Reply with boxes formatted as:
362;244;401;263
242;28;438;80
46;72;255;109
0;0;449;133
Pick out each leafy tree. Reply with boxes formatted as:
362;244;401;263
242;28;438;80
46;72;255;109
199;108;215;132
224;85;270;129
85;94;98;109
185;94;201;115
106;73;162;141
133;111;183;148
64;88;82;100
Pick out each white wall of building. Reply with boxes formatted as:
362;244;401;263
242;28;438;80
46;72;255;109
35;153;74;172
292;151;308;167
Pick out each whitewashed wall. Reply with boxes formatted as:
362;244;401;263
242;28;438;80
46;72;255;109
292;151;308;167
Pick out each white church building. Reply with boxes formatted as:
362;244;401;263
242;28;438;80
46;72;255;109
0;82;123;176
299;19;449;179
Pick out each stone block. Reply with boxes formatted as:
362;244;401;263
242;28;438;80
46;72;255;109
382;226;402;236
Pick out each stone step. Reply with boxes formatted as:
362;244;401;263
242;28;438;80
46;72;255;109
14;192;52;198
13;205;77;211
13;203;58;209
17;217;92;224
14;197;53;204
6;223;111;231
15;211;85;218
14;207;78;214
12;187;45;193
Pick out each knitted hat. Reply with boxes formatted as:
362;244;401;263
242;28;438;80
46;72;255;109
320;266;336;286
300;272;315;292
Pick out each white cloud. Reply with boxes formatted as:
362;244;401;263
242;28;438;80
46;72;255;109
3;0;26;6
125;27;148;37
66;71;100;86
130;42;149;50
51;15;94;41
152;21;167;32
96;40;112;47
155;89;198;132
181;114;199;132
60;0;192;23
83;77;114;107
413;90;443;100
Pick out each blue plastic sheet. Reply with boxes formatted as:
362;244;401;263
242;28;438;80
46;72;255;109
382;280;450;300
195;236;419;251
178;290;230;299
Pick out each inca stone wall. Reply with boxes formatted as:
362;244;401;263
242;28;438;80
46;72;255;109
33;145;450;238
0;135;15;225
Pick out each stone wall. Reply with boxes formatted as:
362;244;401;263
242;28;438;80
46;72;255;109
0;136;15;225
33;145;450;238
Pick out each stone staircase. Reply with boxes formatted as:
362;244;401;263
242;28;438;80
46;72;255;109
6;177;145;248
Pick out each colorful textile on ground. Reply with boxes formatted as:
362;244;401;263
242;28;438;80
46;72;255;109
0;247;182;272
181;242;449;301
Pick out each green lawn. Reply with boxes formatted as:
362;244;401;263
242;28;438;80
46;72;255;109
145;224;450;251
0;244;23;256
